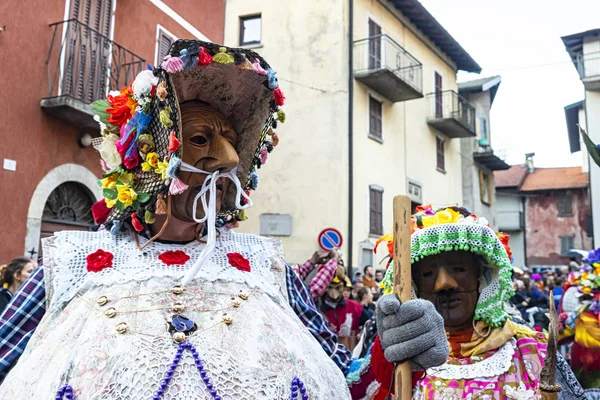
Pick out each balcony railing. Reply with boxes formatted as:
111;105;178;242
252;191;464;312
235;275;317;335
575;52;600;91
354;34;423;102
41;19;145;130
426;90;476;138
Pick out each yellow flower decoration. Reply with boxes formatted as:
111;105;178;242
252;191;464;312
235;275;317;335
105;198;117;208
141;152;159;172
421;208;461;228
155;160;169;180
582;286;592;295
101;175;117;190
117;184;138;207
120;172;135;185
582;272;590;281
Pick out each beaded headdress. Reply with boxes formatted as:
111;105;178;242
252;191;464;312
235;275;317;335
90;40;285;233
376;205;514;327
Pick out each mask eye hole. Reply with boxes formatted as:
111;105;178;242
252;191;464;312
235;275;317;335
189;136;208;146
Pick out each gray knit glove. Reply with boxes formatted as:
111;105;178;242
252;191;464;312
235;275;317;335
376;295;449;371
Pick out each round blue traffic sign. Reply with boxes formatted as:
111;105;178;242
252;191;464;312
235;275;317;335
318;228;343;251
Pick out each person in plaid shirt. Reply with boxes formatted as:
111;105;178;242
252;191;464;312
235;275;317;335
294;250;341;301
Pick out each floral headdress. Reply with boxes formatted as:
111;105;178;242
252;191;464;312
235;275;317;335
375;205;514;327
90;40;286;234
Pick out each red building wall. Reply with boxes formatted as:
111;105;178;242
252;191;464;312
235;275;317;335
525;189;592;266
0;0;224;261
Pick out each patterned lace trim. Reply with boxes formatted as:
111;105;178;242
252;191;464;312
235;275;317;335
426;338;516;380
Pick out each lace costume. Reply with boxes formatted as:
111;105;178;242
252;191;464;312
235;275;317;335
0;230;350;399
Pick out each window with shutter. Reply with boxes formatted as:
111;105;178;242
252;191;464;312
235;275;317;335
368;19;382;70
436;136;445;172
156;28;175;65
557;193;573;217
560;236;574;256
435;72;443;118
369;95;383;141
369;186;383;236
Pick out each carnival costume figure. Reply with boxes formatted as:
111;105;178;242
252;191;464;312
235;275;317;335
363;206;586;400
559;249;600;398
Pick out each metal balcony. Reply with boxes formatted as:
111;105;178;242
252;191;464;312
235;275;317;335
41;20;145;130
354;34;423;102
472;139;510;171
427;90;476;138
575;52;600;91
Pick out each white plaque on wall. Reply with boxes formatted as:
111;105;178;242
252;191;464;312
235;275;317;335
260;214;292;236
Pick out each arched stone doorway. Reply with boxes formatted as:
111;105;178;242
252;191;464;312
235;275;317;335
38;182;96;256
24;164;101;258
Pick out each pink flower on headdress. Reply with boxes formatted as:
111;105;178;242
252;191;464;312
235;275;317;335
259;146;269;165
253;61;268;75
161;55;184;74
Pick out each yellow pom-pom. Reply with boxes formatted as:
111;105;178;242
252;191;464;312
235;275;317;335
213;47;234;65
276;109;286;123
238;209;248;221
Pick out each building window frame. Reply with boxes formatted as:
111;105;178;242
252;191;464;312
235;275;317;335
239;14;262;47
368;94;383;143
369;185;384;237
154;25;177;66
557;193;573;217
479;170;493;205
560;235;575;256
436;135;446;173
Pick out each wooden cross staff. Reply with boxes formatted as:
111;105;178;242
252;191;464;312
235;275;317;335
393;195;413;400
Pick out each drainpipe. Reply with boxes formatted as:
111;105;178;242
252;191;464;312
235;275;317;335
522;195;528;267
347;0;354;278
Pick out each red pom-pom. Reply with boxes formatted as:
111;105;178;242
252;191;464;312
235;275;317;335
227;252;251;272
86;249;114;273
273;87;285;106
91;199;111;224
131;212;144;232
198;47;213;66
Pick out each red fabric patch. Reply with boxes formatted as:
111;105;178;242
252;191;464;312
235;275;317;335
91;199;111;224
227;253;251;272
158;250;191;266
86;249;114;273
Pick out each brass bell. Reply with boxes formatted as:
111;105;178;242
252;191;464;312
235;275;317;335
222;314;233;325
173;303;185;313
96;296;109;306
231;299;242;308
104;307;117;318
172;332;186;343
238;292;250;300
115;322;129;334
172;285;185;295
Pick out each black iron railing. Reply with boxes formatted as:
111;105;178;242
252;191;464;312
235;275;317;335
45;19;145;103
354;34;423;94
427;90;476;132
575;51;600;79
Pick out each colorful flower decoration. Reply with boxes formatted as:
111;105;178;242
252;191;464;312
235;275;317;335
86;249;114;273
158;250;191;266
227;253;251;272
90;41;287;235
